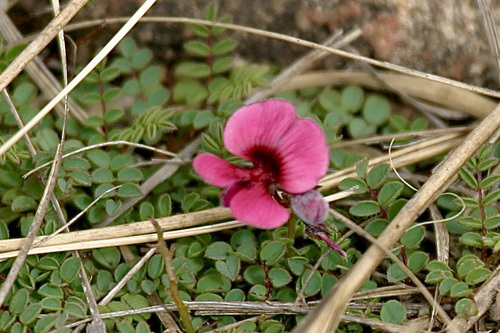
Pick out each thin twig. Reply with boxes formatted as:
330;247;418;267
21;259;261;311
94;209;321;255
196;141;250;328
150;217;194;333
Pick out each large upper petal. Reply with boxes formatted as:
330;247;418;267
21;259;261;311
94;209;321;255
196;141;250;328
276;118;329;193
192;153;249;187
229;182;290;229
224;99;297;160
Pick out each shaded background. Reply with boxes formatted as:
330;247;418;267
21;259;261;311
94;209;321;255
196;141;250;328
9;0;500;89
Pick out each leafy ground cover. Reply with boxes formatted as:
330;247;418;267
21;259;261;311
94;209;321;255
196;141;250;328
0;1;499;332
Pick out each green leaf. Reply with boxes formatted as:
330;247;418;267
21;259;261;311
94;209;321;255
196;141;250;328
60;257;81;283
86;150;110;168
449;282;472;298
348;117;375;138
9;288;29;314
341;85;364;112
349;200;380;217
457;216;482;229
248;284;267;301
230;229;256;248
205;241;232;260
408;251;429;273
460;232;482;247
35;314;58;333
378;181;404;207
401;225;425;248
102;87;121;103
197;273;230;293
235;243;257;262
91;168;114;183
426;260;452;272
38;283;64;298
268;267;292;288
99;67;121;82
70;170;91;186
175;62;211;78
122;294;151;319
11;195;37;212
157;194;172;217
459;167;478;188
482;188;500;205
477;157;499;171
119;37;137;59
105;199;121;216
338;177;367;194
366;164;389;189
123;79;141;95
0;169;22;188
479;175;500;189
439;277;458;296
63;157;90;171
41;297;62;311
117;183;142;198
300;269;322;296
147;255;164;279
13;83;36;105
184;41;210;57
36;128;60;151
380;300;406;324
321;274;339;297
93;247;121;269
212;39;238;55
104;108;124;124
484;215;500;229
364;219;388;236
140;66;162;88
215;255;240;281
287;257;309;276
243;265;266;285
319;90;342;111
212;56;233;74
38;257;60;271
20;303;42;325
356;159;369;178
117;167;143;182
225;289;245;301
131;49;152;70
362;94;390;126
455;298;478;316
260;240;286;265
464;267;490;285
193;110;214;129
188;24;209;37
387;264;407;281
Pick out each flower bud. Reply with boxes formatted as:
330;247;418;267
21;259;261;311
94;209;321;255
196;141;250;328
290;189;329;226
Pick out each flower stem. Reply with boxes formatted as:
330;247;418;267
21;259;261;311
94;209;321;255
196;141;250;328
149;217;195;333
287;216;296;244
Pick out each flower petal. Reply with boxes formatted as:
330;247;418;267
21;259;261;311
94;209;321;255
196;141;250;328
193;153;249;187
224;99;297;160
229;182;290;229
276;118;329;193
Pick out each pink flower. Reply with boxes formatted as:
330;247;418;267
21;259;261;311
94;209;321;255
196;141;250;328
193;99;329;228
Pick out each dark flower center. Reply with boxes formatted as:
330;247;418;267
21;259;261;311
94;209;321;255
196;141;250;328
249;147;281;181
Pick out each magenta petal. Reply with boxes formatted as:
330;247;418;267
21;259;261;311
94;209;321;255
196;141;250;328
224;99;297;159
276;118;329;193
229;182;290;229
193;153;249;187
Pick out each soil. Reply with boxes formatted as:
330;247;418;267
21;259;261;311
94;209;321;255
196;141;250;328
9;0;500;89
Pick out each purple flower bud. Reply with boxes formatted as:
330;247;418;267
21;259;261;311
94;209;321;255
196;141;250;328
290;189;329;226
